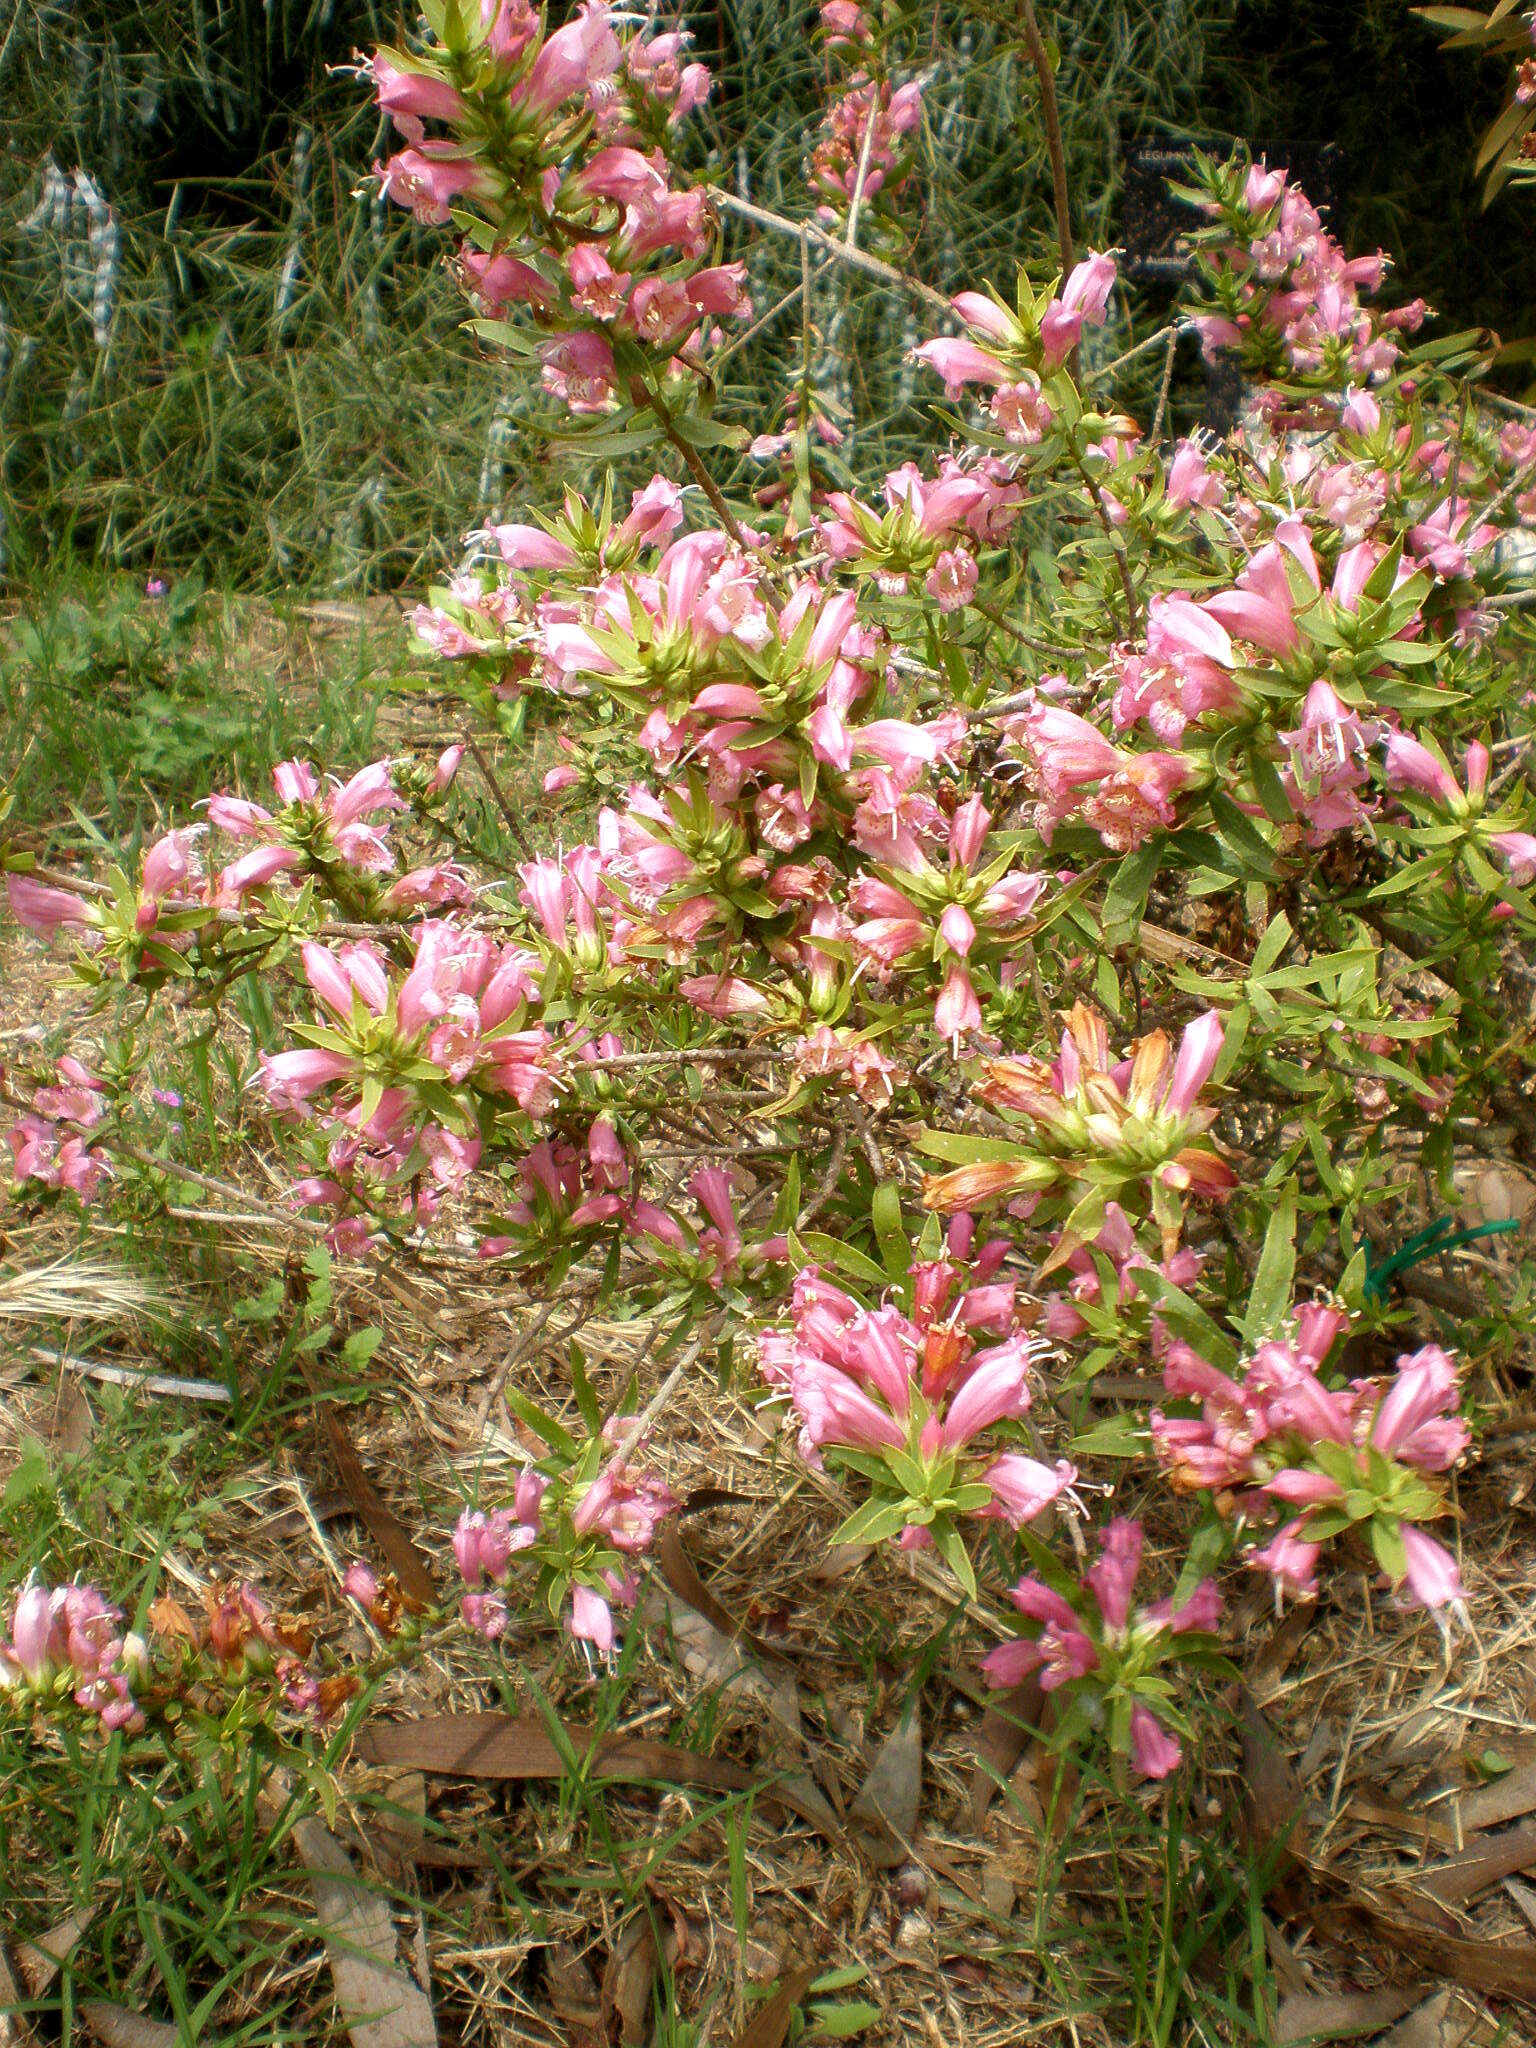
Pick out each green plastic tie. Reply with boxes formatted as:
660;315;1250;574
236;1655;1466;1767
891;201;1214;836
1363;1215;1519;1302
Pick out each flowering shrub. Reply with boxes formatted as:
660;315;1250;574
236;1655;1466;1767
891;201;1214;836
5;0;1536;1790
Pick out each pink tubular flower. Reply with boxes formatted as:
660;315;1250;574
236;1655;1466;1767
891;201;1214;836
1164;1011;1226;1118
938;1337;1038;1447
568;1582;616;1653
3;1582;59;1685
1369;1346;1467;1470
977;1453;1076;1527
1383;733;1459;806
1490;831;1536;885
1085;1516;1142;1631
911;336;1010;397
1250;1522;1322;1601
368;54;466;130
7;873;95;934
376;146;492;224
260;1048;353;1112
1129;1704;1182;1779
342;1561;380;1610
1398;1525;1463;1610
522;7;621;121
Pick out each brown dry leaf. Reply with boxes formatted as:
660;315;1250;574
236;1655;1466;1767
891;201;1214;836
1238;1688;1308;1874
367;1771;489;1874
45;1376;92;1456
728;1964;817;2048
968;1674;1044;1832
1307;1887;1536;2008
0;1947;35;2047
1456;1756;1536;1833
316;1404;436;1607
811;1542;873;1583
545;1942;603;2038
290;1814;437;2048
1414;1817;1536;1908
1274;1987;1418;2043
648;1583;804;1747
1507;1874;1536;1933
656;1523;749;1644
14;1907;95;1996
146;1595;197;1645
851;1704;921;1867
1251;1605;1316;1689
1344;1788;1458;1854
78;2009;179;2048
602;1916;660;2048
353;1713;846;1846
1377;1988;1502;2048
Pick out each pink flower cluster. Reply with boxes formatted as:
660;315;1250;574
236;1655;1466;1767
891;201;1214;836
913;252;1118;407
925;1006;1234;1243
2;1578;146;1732
758;1224;1075;1541
371;5;746;416
805;17;924;234
454;1436;679;1654
1151;1313;1468;1608
1191;158;1420;395
819;458;1024;614
983;1518;1220;1780
7;1054;109;1201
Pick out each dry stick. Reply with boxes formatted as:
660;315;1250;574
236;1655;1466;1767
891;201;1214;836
711;278;808;370
1148;323;1181;445
844;93;881;252
1475;387;1536;424
972;596;1080;661
1017;0;1074;276
716;190;951;314
577;1045;789;1070
463;732;532;860
595;1329;709;1481
1089;320;1191;385
797;1126;849;1230
477;1286;600;1434
1068;439;1139;632
1475;444;1536;532
632;378;755;555
119;1144;327;1237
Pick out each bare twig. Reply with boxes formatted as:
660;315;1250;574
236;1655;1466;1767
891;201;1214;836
633;377;756;555
844;94;881;251
463;732;533;860
119;1144;328;1236
1149;324;1181;445
1067;441;1139;632
1017;0;1073;277
716;190;951;314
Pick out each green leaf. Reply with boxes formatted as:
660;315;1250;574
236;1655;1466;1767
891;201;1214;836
1102;842;1160;946
828;1497;912;1549
934;1519;978;1597
1068;1411;1150;1459
912;1130;1033;1166
1241;1184;1298;1346
871;1180;910;1280
1208;790;1282;881
503;1387;577;1458
2;1436;52;1508
797;1231;888;1288
807;2001;882;2037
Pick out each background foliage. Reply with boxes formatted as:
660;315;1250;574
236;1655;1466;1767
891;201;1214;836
1;0;1531;589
